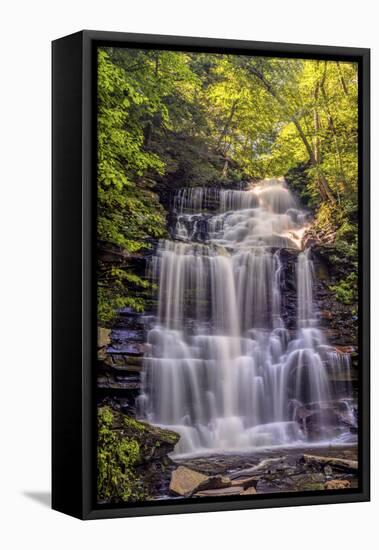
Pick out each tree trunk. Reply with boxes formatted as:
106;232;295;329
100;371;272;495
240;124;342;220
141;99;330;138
247;64;336;202
320;81;348;191
336;61;349;96
217;99;239;152
222;158;229;178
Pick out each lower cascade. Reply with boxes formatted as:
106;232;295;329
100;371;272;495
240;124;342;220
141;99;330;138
138;178;355;456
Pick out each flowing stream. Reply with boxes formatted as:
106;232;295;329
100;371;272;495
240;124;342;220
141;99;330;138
138;178;355;455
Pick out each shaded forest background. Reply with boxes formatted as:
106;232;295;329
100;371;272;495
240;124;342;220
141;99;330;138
97;47;358;325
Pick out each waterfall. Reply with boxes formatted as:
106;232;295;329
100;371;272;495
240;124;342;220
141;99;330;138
138;178;354;455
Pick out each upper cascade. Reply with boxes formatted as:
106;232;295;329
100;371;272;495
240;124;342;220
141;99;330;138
173;178;309;250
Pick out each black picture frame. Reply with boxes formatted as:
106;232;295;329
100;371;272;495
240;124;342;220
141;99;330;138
52;30;370;520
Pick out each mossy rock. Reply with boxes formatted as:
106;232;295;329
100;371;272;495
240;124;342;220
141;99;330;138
106;407;180;462
97;406;180;504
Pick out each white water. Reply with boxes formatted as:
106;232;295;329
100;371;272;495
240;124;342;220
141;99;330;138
138;178;354;455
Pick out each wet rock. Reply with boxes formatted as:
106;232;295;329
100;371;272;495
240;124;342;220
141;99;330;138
324;479;351;490
295;400;357;435
293;400;357;440
304;409;341;440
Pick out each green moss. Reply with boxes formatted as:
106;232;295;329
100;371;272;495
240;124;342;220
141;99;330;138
123;415;147;431
97;406;145;503
158;429;180;445
97;407;180;503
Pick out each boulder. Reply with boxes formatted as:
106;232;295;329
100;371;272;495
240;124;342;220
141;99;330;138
324;479;351;490
102;406;180;462
169;466;209;497
169;467;232;497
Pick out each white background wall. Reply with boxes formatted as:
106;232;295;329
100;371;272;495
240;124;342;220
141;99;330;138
1;1;376;548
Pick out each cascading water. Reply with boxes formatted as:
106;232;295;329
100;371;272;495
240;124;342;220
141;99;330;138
138;178;355;455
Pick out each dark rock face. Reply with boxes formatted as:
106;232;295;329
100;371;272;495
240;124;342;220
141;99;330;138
278;245;357;351
278;244;358;396
278;248;299;330
97;309;150;415
311;246;358;349
294;400;357;441
304;409;342;440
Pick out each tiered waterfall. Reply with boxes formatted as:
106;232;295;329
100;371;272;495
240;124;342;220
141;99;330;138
138;178;354;455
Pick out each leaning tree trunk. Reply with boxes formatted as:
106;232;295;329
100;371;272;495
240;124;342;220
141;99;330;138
320;63;348;191
247;64;336;203
222;158;229;178
217;99;239;150
336;61;349;96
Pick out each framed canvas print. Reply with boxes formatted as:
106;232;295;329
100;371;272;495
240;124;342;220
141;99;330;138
52;30;370;519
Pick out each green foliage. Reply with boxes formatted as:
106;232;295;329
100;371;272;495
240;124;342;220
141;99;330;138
329;272;357;305
97;49;170;324
97;49;168;250
330;221;358;306
97;48;358;323
97;407;145;502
